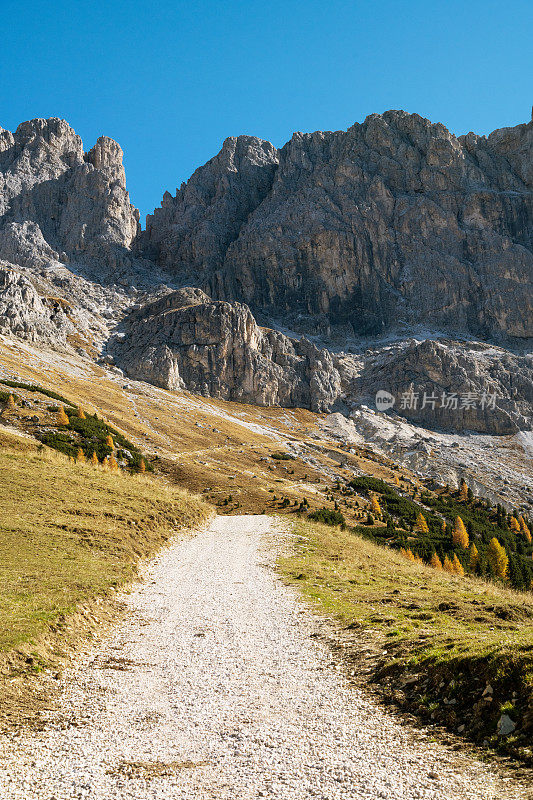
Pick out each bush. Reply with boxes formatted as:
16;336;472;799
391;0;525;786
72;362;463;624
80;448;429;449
271;451;295;461
39;410;153;473
309;507;346;526
0;380;74;407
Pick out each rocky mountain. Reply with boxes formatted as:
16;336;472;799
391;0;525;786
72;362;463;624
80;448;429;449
110;287;341;412
0;117;139;274
145;110;533;341
0;112;531;435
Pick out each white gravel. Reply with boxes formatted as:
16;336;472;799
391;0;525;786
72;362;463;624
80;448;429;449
0;515;527;799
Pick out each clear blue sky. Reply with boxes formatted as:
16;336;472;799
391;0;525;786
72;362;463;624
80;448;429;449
1;0;531;223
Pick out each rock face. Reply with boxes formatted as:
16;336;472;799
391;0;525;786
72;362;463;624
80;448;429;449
0;118;139;274
353;339;533;434
143;136;279;282
147;111;533;340
0;266;74;344
110;288;341;411
0;113;531;436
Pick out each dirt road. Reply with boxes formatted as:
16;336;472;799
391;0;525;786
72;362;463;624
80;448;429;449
0;515;526;799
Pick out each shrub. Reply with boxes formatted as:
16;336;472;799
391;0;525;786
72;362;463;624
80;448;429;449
309;507;345;526
0;380;74;406
271;451;294;461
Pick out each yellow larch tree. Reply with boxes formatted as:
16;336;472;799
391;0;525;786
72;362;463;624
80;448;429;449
452;554;465;576
139;458;146;474
414;512;429;534
510;516;521;533
518;516;532;543
394;475;400;487
105;434;114;450
459;480;469;502
370;494;382;517
57;405;69;425
443;556;455;573
77;406;86;419
76;447;85;463
90;451;99;467
452;516;469;548
487;538;509;580
400;547;415;561
6;393;16;411
108;454;119;472
430;552;443;570
469;543;479;572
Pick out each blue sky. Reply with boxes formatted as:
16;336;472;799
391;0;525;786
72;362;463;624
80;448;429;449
1;0;531;223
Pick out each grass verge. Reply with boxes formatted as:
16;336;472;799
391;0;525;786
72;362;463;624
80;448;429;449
0;427;211;722
278;519;533;766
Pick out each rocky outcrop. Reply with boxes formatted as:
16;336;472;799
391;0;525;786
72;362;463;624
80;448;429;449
147;111;533;340
352;339;533;434
0;113;530;438
110;288;341;412
143;136;279;282
0;265;74;344
0;118;139;275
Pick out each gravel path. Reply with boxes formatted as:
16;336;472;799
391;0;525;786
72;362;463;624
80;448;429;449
0;515;527;799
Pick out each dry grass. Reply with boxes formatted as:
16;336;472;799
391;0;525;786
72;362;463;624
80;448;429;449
279;520;533;664
0;339;409;518
0;428;211;655
279;519;533;761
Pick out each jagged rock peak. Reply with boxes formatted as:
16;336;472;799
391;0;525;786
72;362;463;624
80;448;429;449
143;134;279;275
144;108;532;340
0;116;140;273
13;117;84;158
86;136;125;171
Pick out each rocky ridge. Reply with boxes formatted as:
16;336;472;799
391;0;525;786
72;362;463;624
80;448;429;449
0;112;531;436
111;288;341;412
146;110;533;341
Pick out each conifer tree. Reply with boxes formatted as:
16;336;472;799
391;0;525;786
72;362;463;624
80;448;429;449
394;475;400;487
57;405;69;425
105;434;114;449
414;512;429;533
443;555;455;573
370;494;382;516
139;458;146;474
487;537;509;580
510;516;521;532
430;552;443;570
76;447;85;463
90;451;99;467
452;554;464;576
108;454;119;472
452;516;469;548
459;480;469;502
77;406;86;419
518;516;532;543
6;393;15;410
441;519;447;535
469;543;479;572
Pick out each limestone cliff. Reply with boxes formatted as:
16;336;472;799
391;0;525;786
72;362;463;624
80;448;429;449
110;288;341;412
147;111;533;341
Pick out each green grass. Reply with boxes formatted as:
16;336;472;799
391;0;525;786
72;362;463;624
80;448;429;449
0;429;211;655
347;476;533;591
279;519;533;762
0;379;75;407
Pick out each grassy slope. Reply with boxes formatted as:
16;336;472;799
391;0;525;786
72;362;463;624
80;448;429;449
279;520;533;763
0;428;211;656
